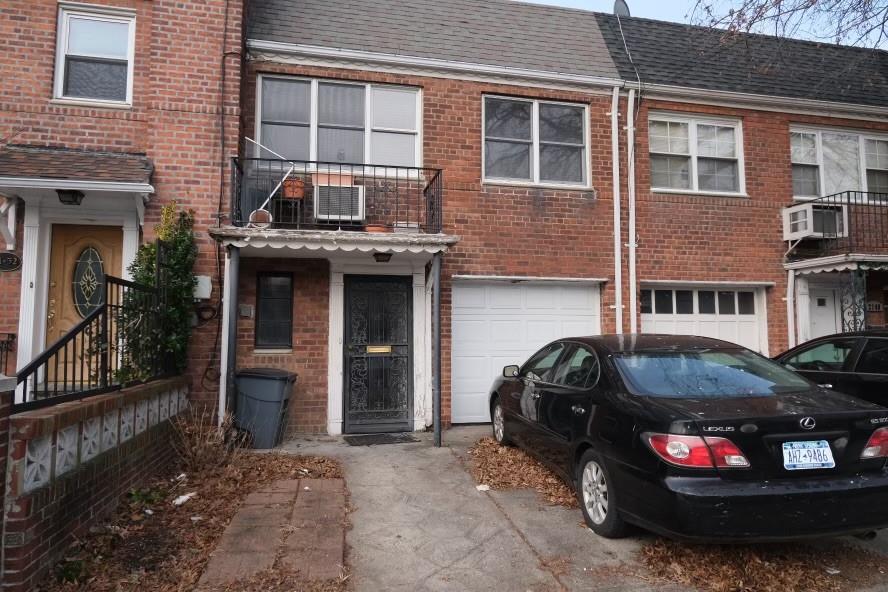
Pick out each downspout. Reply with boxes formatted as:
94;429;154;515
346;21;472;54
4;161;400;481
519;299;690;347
218;245;239;425
626;88;638;334
787;269;796;348
431;252;443;447
611;86;623;334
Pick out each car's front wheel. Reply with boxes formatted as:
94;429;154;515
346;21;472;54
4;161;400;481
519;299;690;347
491;397;513;446
577;450;628;538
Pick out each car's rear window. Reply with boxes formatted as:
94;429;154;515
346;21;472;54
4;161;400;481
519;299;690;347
613;349;811;398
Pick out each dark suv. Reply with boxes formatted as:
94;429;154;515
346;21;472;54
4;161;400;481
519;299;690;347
775;331;888;405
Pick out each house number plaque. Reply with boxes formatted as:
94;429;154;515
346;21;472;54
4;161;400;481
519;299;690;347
0;252;21;272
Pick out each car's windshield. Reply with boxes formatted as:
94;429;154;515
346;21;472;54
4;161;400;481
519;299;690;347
613;349;811;398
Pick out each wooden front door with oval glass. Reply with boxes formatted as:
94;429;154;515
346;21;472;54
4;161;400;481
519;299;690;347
45;225;122;382
343;275;413;433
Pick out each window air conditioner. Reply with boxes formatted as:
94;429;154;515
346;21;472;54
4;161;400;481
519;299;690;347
782;203;848;241
313;183;365;222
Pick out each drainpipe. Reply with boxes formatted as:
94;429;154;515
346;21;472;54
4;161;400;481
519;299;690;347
218;245;239;425
626;88;638;334
787;269;796;348
431;252;443;447
611;86;623;334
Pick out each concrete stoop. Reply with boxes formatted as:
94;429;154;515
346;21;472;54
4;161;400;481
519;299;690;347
198;478;346;586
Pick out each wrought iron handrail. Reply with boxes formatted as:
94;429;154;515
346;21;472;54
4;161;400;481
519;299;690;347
231;157;444;233
786;190;888;259
15;276;165;412
0;333;14;376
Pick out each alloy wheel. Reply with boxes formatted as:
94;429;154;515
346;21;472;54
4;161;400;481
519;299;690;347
581;460;608;525
493;403;505;442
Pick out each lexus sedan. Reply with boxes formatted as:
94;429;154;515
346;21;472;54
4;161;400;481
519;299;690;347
775;331;888;405
488;334;888;542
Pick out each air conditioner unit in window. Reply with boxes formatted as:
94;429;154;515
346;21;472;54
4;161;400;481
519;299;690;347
313;182;365;222
782;202;848;241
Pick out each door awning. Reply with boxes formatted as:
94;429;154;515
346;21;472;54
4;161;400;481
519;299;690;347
785;254;888;275
209;227;459;255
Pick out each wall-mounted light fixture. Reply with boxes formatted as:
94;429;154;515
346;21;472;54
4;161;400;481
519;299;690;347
373;253;393;263
56;189;85;205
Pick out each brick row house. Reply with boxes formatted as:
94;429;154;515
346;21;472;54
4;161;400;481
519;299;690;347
1;0;886;438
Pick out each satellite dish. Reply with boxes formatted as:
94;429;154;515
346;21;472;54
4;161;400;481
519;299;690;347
614;0;630;17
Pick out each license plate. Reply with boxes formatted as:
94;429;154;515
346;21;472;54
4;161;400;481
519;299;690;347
782;440;835;470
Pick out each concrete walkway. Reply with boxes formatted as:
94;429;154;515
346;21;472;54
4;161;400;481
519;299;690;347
282;426;682;592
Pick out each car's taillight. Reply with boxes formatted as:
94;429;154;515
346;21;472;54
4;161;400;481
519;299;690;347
861;427;888;459
645;433;749;469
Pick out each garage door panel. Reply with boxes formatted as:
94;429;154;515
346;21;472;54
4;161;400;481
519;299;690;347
640;287;765;354
451;282;601;424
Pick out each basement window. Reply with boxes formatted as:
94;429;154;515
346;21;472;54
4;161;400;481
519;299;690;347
54;5;135;105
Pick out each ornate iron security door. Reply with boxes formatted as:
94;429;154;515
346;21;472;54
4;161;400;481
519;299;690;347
344;276;413;433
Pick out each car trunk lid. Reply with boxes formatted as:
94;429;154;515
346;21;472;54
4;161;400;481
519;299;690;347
654;390;888;479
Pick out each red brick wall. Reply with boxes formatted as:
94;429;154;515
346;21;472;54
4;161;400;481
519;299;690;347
0;0;243;404
2;378;187;591
240;62;619;427
631;98;888;355
235;258;330;435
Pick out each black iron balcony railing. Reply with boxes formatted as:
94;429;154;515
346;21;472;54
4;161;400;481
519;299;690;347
784;191;888;259
230;158;443;234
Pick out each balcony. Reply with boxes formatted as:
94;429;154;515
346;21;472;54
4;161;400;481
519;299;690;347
783;191;888;260
230;158;443;234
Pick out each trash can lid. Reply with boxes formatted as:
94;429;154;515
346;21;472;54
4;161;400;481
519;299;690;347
236;368;298;382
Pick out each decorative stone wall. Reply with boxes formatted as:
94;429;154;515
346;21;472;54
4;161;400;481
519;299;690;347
1;377;189;591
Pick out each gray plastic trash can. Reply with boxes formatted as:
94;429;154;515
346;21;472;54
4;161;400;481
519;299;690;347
234;368;297;449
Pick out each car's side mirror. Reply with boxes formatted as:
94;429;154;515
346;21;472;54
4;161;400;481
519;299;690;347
503;365;520;378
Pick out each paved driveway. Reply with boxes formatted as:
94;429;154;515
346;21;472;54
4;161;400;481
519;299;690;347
282;426;685;592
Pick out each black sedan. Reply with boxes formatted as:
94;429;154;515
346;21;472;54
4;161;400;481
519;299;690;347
488;334;888;542
775;331;888;405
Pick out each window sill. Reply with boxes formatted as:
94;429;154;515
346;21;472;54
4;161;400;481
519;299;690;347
50;97;132;110
482;179;595;192
651;188;749;199
252;348;293;355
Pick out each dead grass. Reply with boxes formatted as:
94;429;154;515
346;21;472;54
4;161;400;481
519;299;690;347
36;420;343;592
467;437;577;507
195;566;350;592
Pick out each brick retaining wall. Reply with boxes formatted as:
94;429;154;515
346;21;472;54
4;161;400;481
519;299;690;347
1;377;189;591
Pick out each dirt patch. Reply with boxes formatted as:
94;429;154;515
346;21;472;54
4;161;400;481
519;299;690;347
36;452;343;592
467;437;577;507
641;538;888;592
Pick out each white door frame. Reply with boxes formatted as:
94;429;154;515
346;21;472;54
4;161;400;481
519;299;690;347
327;258;432;435
15;197;140;402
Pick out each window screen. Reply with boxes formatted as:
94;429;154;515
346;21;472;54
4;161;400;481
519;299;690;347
256;274;293;348
57;11;133;102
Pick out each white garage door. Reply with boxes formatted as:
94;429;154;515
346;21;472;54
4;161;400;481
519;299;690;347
451;281;601;424
640;287;767;353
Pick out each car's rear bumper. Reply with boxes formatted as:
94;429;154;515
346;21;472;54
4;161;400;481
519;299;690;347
622;471;888;542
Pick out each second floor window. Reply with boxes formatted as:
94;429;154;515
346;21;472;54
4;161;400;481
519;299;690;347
649;115;744;194
257;77;420;167
791;128;888;197
54;6;135;104
482;97;589;186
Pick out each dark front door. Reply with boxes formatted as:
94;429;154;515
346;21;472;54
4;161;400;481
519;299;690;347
344;275;413;433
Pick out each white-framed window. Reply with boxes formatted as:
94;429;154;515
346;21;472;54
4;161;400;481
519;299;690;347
482;96;589;187
256;75;421;167
648;114;745;195
790;127;888;198
54;4;136;105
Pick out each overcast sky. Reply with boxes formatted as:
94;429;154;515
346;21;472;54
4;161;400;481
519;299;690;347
525;0;697;22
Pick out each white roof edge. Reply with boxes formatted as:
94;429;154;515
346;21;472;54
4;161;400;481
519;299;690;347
248;38;888;120
246;39;625;89
0;177;154;194
784;253;888;271
451;274;608;283
640;280;777;288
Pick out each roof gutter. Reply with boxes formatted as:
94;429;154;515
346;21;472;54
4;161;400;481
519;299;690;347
0;177;154;194
247;39;625;90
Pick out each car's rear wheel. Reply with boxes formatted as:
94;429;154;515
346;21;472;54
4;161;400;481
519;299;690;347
491;398;513;446
577;450;628;538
